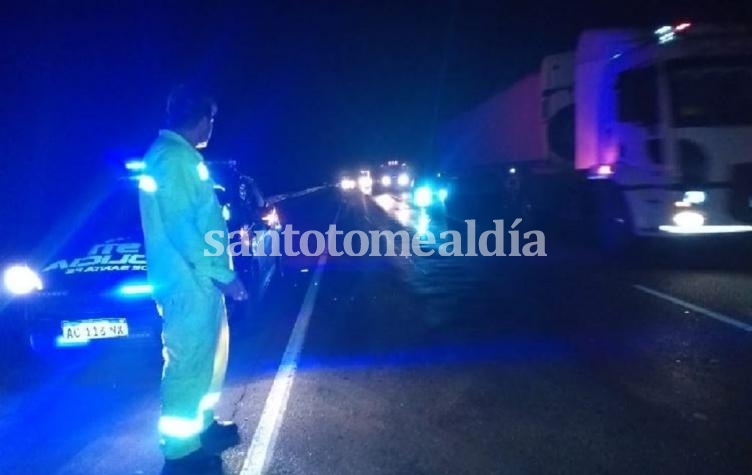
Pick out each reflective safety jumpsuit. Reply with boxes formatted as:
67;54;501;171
138;130;235;459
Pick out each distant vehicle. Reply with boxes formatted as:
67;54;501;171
0;161;281;353
357;169;373;194
437;24;752;249
339;175;357;191
375;160;414;193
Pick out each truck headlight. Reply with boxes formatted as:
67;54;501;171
397;173;410;187
673;210;705;228
381;175;392;187
3;265;43;295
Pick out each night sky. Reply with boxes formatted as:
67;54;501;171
1;1;750;251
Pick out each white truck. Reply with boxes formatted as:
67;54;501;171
437;24;752;248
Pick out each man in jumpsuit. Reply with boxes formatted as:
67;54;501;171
139;86;248;474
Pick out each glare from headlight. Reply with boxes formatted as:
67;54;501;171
437;188;448;202
414;186;433;208
673;210;705;228
381;175;392;187
3;265;43;295
397;173;410;187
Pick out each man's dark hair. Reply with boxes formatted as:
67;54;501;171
165;85;216;129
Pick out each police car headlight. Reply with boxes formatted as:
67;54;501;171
3;265;43;295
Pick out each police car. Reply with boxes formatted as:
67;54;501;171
0;161;280;353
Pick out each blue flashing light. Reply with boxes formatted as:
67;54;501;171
414;186;433;208
125;160;146;171
119;284;153;296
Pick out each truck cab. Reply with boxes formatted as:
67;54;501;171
568;25;752;237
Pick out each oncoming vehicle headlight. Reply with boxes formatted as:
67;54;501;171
3;265;43;295
414;186;433;208
340;178;356;190
381;175;392;187
397;173;410;187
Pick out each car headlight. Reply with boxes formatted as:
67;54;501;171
414;186;433;208
381;175;392;187
397;173;410;187
3;265;43;295
340;178;356;190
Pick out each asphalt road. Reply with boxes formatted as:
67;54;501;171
1;187;752;474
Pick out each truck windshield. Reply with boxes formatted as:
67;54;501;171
668;56;752;127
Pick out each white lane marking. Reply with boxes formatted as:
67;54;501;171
240;208;339;475
633;284;752;332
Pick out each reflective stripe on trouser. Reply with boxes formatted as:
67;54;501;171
157;287;230;459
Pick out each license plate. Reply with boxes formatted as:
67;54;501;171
61;318;129;341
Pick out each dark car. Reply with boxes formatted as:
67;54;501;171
0;161;280;354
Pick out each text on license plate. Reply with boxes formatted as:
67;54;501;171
61;319;129;341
